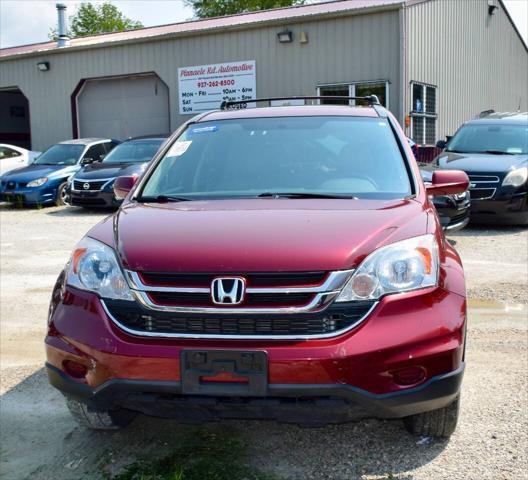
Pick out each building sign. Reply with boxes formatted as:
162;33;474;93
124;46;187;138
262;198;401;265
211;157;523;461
178;60;256;114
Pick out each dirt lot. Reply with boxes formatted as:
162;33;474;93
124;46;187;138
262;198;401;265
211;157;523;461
0;205;527;480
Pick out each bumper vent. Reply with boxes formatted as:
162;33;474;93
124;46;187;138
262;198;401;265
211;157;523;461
104;299;375;338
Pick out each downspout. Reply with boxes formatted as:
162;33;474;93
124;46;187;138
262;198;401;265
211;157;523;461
399;3;407;133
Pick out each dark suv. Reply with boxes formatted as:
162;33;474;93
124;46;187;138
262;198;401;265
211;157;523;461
46;97;469;438
435;112;527;225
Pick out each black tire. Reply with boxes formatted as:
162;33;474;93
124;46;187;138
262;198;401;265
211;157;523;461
403;395;460;438
56;182;68;206
66;398;136;430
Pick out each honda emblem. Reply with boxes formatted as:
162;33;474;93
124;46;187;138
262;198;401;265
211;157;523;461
211;277;245;305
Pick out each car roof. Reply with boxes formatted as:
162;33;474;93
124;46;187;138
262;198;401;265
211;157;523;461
196;105;380;122
125;135;169;141
58;138;114;145
467;112;528;125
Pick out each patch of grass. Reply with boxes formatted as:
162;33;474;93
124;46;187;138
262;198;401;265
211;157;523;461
112;429;276;480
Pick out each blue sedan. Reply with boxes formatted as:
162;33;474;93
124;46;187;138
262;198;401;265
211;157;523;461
0;138;118;206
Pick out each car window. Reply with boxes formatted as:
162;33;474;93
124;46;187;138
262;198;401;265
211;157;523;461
446;123;528;154
84;143;107;162
140;116;411;200
103;141;119;154
0;146;21;159
103;139;164;164
34;144;85;165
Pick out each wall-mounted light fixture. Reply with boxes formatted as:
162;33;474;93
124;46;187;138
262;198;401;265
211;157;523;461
488;0;498;15
37;61;50;71
299;31;308;44
277;29;293;43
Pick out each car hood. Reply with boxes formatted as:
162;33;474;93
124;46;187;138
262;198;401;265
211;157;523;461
91;198;429;272
434;152;528;172
1;163;79;182
75;162;147;180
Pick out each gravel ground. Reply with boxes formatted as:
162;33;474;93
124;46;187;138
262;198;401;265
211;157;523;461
0;205;527;480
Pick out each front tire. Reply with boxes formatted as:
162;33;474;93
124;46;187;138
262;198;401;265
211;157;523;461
403;395;460;438
66;398;136;430
56;182;68;206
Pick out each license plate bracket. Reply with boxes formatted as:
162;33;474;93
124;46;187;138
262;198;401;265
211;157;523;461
181;350;268;396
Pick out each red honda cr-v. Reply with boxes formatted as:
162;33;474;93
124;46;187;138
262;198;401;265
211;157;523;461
46;96;469;437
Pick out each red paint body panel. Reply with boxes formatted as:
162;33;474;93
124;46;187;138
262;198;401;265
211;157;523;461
46;285;465;395
110;199;428;272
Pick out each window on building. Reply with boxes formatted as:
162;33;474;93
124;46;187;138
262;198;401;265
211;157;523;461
411;82;437;146
317;81;389;108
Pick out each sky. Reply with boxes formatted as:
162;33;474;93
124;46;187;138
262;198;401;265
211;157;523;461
0;0;526;49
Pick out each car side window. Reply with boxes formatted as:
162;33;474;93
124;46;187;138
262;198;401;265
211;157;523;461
0;146;21;159
84;143;106;162
104;141;119;154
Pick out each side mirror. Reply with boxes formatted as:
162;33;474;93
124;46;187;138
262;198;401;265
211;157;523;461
436;140;447;149
426;170;469;196
114;175;138;200
82;157;94;164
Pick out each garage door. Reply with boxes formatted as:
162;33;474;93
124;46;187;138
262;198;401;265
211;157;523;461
77;74;169;140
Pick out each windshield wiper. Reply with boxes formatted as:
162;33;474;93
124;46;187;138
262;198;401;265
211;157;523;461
483;150;515;155
257;192;357;199
137;195;192;203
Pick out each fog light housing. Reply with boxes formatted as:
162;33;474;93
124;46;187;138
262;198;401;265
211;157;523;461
63;360;88;379
392;366;427;386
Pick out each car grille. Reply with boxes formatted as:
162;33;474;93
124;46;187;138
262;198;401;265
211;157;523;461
148;291;315;308
139;271;328;288
70;196;107;206
449;212;469;224
73;180;109;191
467;175;500;183
104;299;375;337
470;188;496;200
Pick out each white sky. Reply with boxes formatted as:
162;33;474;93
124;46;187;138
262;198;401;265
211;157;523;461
0;0;526;49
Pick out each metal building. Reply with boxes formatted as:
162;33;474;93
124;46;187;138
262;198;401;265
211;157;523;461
0;0;526;153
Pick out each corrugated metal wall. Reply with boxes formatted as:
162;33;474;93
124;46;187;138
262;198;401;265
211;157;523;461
406;0;528;142
0;10;401;151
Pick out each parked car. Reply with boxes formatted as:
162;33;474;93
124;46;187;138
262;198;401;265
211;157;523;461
67;135;167;209
0;138;118;206
435;112;527;225
46;96;469;438
409;138;470;231
0;144;41;175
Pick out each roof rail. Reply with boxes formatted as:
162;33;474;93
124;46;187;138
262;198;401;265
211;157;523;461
220;95;381;110
477;109;495;118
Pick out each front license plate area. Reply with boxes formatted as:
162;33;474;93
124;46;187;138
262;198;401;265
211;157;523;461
181;350;268;396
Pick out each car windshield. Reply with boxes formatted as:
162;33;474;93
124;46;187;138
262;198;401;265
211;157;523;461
446;123;528;155
140;116;412;201
103;139;164;164
34;144;85;165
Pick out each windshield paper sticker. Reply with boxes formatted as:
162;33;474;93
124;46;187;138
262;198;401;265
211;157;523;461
191;125;218;134
167;141;192;157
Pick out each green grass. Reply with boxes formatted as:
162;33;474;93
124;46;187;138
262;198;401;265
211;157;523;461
112;429;276;480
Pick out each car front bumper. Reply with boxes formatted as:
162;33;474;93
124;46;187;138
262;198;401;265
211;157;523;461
0;184;61;205
470;191;528;225
68;189;121;208
46;284;466;423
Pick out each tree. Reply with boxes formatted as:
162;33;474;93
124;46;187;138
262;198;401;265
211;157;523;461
185;0;306;19
49;2;143;39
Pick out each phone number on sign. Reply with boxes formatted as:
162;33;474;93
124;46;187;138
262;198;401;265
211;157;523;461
197;80;235;88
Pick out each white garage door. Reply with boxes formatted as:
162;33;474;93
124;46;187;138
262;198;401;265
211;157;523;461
77;74;169;140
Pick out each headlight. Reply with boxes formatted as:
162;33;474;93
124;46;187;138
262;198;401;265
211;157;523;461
66;237;134;301
502;167;527;187
336;234;439;302
27;177;48;187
